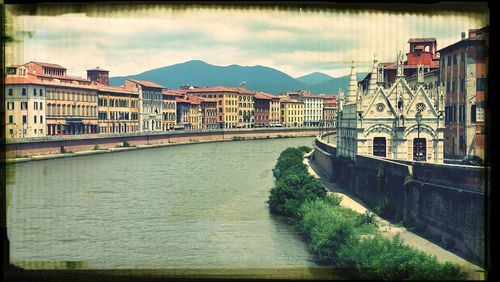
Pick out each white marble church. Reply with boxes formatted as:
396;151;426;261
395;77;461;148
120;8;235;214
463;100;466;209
336;52;445;163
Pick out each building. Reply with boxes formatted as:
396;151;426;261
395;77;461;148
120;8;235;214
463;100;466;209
438;26;488;160
162;90;180;131
8;61;100;136
87;67;109;86
187;87;239;129
337;55;445;163
96;85;139;134
254;92;271;127
323;96;337;128
269;94;281;126
280;97;304;127
360;38;440;88
302;93;324;127
197;97;218;129
175;96;201;130
124;79;165;132
4;76;46;138
237;87;255;128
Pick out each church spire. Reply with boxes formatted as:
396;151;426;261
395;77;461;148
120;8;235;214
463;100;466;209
347;60;357;104
368;54;378;93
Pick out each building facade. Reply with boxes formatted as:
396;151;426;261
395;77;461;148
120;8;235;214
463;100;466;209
162;91;178;131
439;27;488;160
124;79;164;132
188;87;239;129
4;77;46;138
280;98;304;127
237;88;255;128
323;96;337;128
303;94;324;127
254;92;271;127
337;55;445;163
96;85;139;134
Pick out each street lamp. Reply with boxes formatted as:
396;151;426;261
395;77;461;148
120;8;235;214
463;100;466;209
415;111;422;161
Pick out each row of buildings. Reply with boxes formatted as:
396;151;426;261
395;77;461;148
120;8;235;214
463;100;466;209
337;26;488;163
2;62;337;140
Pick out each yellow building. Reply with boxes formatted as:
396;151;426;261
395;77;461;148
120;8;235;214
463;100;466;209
236;87;255;128
97;85;140;134
280;97;304;127
162;90;179;131
269;95;281;126
187;87;239;129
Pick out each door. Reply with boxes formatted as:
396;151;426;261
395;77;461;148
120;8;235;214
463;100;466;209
413;138;426;161
373;137;386;157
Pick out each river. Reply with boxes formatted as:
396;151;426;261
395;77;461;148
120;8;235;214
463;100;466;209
6;137;322;271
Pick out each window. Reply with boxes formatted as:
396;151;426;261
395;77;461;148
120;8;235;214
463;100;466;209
33;89;37;96
22;115;27;124
40;102;43;110
7;102;14;110
477;78;486;91
471;105;477;123
447;56;451;66
413;138;426;161
34;116;37;123
21;102;28;110
40;116;43;123
8;89;13;96
34;102;38;110
8;115;13;124
22;88;26;96
40;89;44;96
453;54;457;65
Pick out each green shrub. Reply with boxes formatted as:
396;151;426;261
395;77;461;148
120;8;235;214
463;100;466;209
93;144;100;150
297;146;312;153
336;234;466;280
358;211;378;228
268;173;326;218
123;141;130;147
232;136;244;141
60;146;66;153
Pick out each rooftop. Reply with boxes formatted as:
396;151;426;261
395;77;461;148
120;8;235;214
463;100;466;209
126;78;165;89
28;61;66;69
408;38;437;43
187;86;239;93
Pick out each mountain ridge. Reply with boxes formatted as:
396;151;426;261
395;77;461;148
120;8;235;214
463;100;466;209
109;60;367;95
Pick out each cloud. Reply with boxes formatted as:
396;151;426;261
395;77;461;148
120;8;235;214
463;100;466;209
6;5;488;79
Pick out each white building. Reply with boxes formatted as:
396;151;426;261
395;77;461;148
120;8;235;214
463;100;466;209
337;52;445;163
303;94;324;127
5;75;46;139
124;79;164;132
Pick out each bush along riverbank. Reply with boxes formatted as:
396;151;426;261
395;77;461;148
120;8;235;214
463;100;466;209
267;147;467;280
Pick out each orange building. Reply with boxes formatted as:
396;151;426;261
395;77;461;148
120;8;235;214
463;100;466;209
96;85;139;134
187;87;239;129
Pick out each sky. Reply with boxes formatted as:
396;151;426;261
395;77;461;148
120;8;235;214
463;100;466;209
6;4;489;79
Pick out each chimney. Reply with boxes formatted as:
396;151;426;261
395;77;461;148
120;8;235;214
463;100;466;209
461;32;466;40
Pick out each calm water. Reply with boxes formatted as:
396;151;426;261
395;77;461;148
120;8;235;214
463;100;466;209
6;138;317;269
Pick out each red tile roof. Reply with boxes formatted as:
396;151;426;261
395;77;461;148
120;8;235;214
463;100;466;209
163;89;187;96
235;87;255;95
280;97;303;103
187;86;239;93
28;61;66;69
5;76;41;85
408;38;436;43
255;93;272;100
87;66;109;72
126;78;165;89
97;85;138;94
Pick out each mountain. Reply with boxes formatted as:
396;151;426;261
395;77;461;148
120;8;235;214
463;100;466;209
109;60;368;95
296;72;334;85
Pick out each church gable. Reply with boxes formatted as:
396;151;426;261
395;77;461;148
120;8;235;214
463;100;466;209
405;85;438;117
363;87;397;119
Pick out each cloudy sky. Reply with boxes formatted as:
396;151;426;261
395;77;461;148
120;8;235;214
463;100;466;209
6;4;488;79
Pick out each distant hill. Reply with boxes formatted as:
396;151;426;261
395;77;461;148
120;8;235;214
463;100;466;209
296;72;334;85
109;60;368;95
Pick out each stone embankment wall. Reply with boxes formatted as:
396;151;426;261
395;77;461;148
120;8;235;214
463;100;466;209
3;128;318;159
312;137;488;265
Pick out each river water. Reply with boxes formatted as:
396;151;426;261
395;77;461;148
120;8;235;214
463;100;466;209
7;138;321;270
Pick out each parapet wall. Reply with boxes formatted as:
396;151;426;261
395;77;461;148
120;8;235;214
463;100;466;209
312;138;486;265
3;128;318;159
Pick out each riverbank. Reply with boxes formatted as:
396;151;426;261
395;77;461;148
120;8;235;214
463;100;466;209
3;134;315;164
305;152;486;280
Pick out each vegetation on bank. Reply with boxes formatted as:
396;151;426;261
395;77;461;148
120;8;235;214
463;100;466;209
267;147;467;280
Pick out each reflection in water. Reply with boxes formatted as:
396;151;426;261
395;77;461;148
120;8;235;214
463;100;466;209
7;138;319;270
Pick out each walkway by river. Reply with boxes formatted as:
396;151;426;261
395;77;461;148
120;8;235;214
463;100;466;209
306;154;485;280
6;137;350;279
